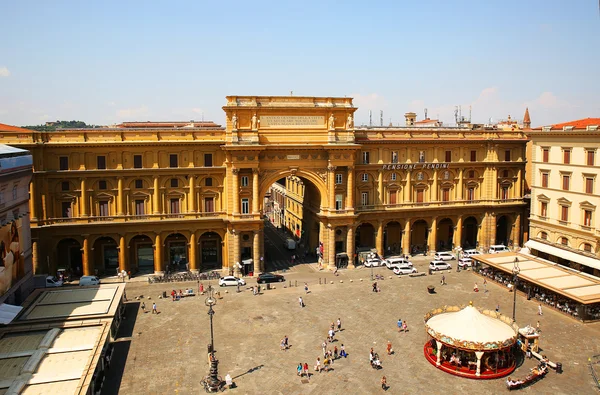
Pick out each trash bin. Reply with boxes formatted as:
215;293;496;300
556;362;562;373
162;291;167;298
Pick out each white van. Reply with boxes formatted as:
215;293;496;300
385;256;412;269
284;238;296;250
488;245;510;254
79;276;101;286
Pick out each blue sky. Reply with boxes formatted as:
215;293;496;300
1;0;599;127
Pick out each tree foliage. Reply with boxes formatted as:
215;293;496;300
24;120;98;131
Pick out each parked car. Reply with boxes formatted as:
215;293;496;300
463;249;481;258
219;276;246;287
434;251;456;261
457;257;473;268
429;260;452;271
488;244;510;254
393;265;417;275
364;258;385;267
79;276;101;286
385;256;412;269
257;272;285;284
45;276;63;287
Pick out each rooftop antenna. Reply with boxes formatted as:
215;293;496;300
380;110;383;127
290;91;293;96
369;110;372;127
424;108;428;120
459;105;462;122
454;106;459;124
469;105;472;122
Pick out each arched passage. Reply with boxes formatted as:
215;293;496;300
496;215;509;246
436;218;454;251
56;238;82;275
129;235;154;273
93;236;118;276
199;231;223;272
164;233;188;273
355;223;375;249
462;216;479;249
411;220;428;254
385;221;402;255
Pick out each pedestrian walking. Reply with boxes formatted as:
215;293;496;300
152;302;157;314
299;296;304;308
141;302;146;313
386;341;392;355
538;304;543;316
297;363;302;376
483;278;488;293
280;338;286;351
381;376;388;390
340;344;347;358
441;275;446;285
303;362;309;378
315;357;321;373
330;322;335;332
284;335;289;349
334;345;338;359
337;318;342;332
304;282;309;294
372;282;378;292
328;329;335;342
536;320;541;333
322;341;327;355
397;318;403;332
402;320;408;332
495;304;500;313
199;282;204;295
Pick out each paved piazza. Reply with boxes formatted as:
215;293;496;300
109;258;600;394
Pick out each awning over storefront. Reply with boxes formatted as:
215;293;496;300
525;240;600;271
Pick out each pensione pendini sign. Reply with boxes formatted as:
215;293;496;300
381;163;450;170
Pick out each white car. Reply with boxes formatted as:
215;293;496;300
488;245;510;254
364;258;385;267
385;256;412;269
219;276;246;287
463;249;481;258
434;251;456;261
393;265;417;275
429;260;452;271
457;257;473;268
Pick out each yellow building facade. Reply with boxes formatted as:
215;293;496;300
0;96;528;276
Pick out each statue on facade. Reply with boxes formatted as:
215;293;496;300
347;113;354;130
328;113;335;130
232;113;238;130
251;113;258;130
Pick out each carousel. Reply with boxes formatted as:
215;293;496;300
424;302;519;379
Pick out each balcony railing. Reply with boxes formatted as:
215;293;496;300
357;197;525;212
35;211;227;226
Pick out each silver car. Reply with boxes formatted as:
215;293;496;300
393;265;417;275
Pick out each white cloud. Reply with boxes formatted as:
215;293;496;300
0;67;10;77
526;91;574;110
116;106;149;119
107;101;116;107
191;108;203;114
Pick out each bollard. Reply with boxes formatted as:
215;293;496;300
289;281;292;288
319;278;322;285
295;280;297;287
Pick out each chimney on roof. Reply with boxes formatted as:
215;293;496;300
523;107;531;129
404;112;416;126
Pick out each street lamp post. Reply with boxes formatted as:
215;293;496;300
203;285;222;392
512;257;520;322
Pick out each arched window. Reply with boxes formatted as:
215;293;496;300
540;232;548;240
560;237;568;246
468;170;475;178
583;243;593;252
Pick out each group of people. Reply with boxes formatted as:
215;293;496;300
170;289;193;301
396;318;409;332
315;318;346;374
280;335;290;351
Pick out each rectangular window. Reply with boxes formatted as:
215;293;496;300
587;150;595;166
419;151;425;163
170;178;179;188
470;150;476;162
389;191;397;205
59;156;69;170
204;197;214;213
390;173;396;181
61;201;72;218
561;206;569;222
542;148;549;163
541;172;549;188
540;202;548;217
335;194;343;210
99;180;107;190
335;174;343;184
391;151;398;164
241;198;249;214
361;174;368;182
586;177;594;194
204;153;213;167
135;179;143;189
584;210;593;227
241;176;249;187
442;188;450;202
61;181;70;191
501;186;509;200
562;175;570;191
504;150;511;162
99;201;109;217
169;154;178;168
445;150;452;162
362;151;369;164
467;187;475;201
135;200;145;215
563;149;571;164
170;198;180;214
361;192;369;206
416;189;424;203
97;155;106;169
133;155;143;169
205;177;213;187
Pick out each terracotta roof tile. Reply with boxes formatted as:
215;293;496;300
0;123;34;133
535;117;600;130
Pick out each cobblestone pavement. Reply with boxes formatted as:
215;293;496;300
110;257;600;395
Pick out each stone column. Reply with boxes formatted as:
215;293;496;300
189;233;198;272
376;220;384;256
475;351;484;377
232;168;240;214
489;214;497;249
80;178;88;217
436;341;443;366
29;181;37;221
153;176;160;214
253;229;261;275
119;235;127;272
188;176;196;212
32;240;40;274
82;237;91;275
346;226;355;269
457;169;464;200
431;169;438;202
154;233;163;274
402;220;411;255
328;225;336;270
454;216;463;249
233;231;240;276
516;168;522;198
512;214;521;247
429;217;437;253
117;177;124;215
328;165;336;210
378;169;384;206
347;166;354;210
404;173;411;202
492;168;498;200
252;168;259;213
